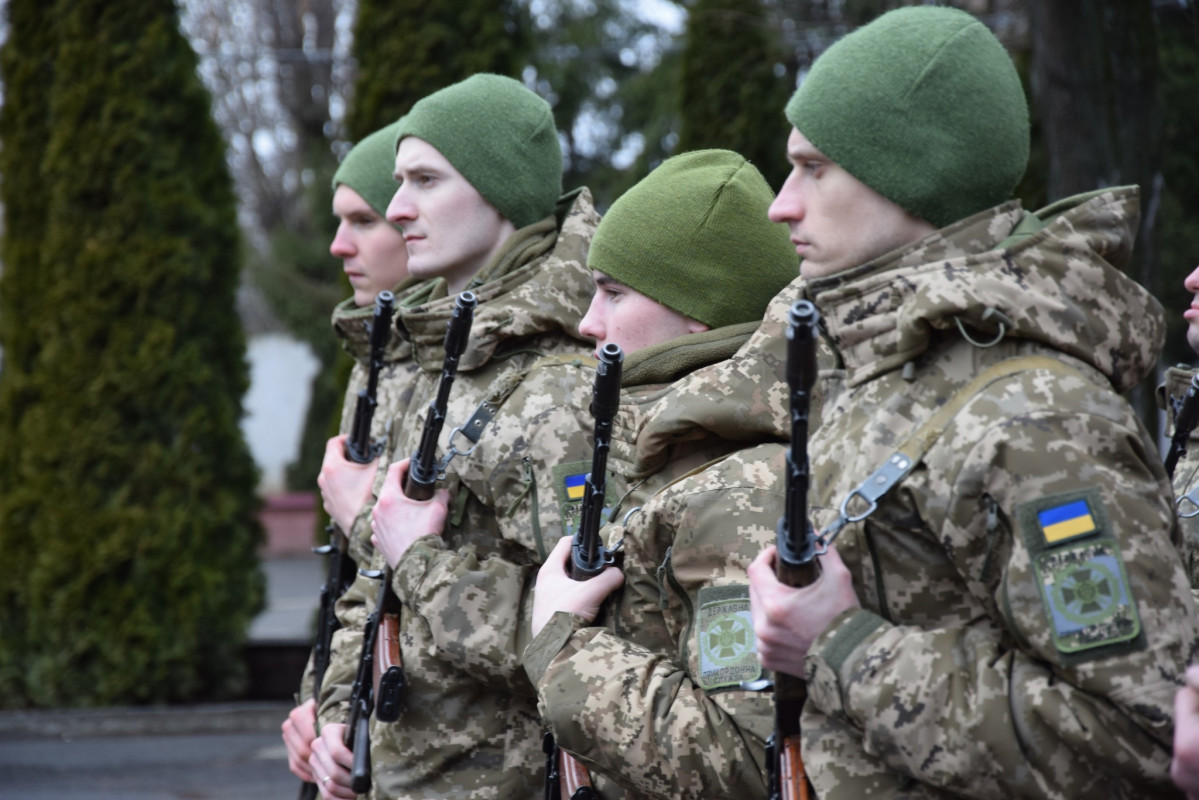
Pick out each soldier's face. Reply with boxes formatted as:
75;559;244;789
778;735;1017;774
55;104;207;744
578;272;708;357
769;128;935;279
1185;264;1199;355
387;137;515;294
330;186;409;307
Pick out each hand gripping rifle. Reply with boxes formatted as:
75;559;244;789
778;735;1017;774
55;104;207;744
1166;372;1199;479
544;342;623;800
300;290;395;800
768;300;821;800
344;290;476;795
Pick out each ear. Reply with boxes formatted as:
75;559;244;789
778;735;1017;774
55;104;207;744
686;318;710;334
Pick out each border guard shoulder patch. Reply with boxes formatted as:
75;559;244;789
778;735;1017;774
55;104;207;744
695;584;761;690
1015;489;1143;665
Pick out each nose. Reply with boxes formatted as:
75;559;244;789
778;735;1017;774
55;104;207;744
386;185;414;227
577;295;603;343
329;223;354;258
768;170;803;224
1186;264;1199;294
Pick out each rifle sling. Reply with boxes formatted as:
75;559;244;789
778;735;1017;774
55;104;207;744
821;356;1083;543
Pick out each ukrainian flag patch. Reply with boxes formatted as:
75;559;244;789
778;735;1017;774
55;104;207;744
1037;498;1097;544
563;472;587;501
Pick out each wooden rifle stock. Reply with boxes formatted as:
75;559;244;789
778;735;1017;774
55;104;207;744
300;290;395;800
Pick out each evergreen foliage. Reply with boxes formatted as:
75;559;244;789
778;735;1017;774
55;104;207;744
677;0;793;190
0;0;264;707
345;0;529;141
524;0;681;209
0;0;58;701
1156;8;1199;367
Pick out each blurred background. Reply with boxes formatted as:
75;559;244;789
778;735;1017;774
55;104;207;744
0;0;1196;713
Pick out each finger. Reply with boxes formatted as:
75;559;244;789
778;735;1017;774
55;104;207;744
550;535;573;563
595;564;625;593
747;545;777;584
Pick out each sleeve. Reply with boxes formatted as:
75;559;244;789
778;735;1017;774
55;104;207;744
525;457;781;800
315;548;379;729
803;406;1198;799
391;536;539;694
390;363;599;694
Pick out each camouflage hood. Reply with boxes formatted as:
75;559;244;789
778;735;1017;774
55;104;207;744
614;276;804;483
331;294;413;364
805;186;1163;393
394;187;598;374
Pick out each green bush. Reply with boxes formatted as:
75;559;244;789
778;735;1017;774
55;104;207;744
0;0;263;707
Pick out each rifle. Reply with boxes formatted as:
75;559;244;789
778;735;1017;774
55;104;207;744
1166;372;1199;479
343;290;477;794
767;300;821;800
301;289;395;800
545;342;623;800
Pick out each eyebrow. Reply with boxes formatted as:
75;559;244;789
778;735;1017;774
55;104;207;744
393;160;441;181
593;275;629;290
787;146;826;165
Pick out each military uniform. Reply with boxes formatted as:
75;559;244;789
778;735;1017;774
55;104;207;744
318;188;599;799
1161;365;1199;589
297;295;419;706
799;188;1198;798
523;282;811;799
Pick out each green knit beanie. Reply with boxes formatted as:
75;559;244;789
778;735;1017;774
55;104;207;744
588;149;798;330
332;119;403;227
395;74;562;230
785;6;1029;229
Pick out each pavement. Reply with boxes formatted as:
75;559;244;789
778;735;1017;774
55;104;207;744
0;550;327;799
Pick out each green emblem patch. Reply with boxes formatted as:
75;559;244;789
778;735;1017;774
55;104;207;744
696;584;760;690
1017;489;1144;662
1033;539;1141;655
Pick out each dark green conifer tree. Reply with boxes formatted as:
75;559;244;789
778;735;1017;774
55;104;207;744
345;0;528;141
0;0;263;707
0;0;58;700
677;0;793;190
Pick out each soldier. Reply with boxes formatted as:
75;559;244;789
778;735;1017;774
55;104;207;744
747;6;1197;798
281;118;411;788
308;74;600;800
521;149;800;798
1170;263;1199;798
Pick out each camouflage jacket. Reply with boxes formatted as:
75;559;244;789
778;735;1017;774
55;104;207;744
1160;365;1199;588
800;187;1197;799
523;279;809;799
318;188;599;800
297;295;418;706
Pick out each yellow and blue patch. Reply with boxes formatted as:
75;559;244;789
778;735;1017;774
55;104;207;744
1037;498;1097;544
563;472;587;502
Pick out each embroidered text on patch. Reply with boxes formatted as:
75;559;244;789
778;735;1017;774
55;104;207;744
696;585;760;690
